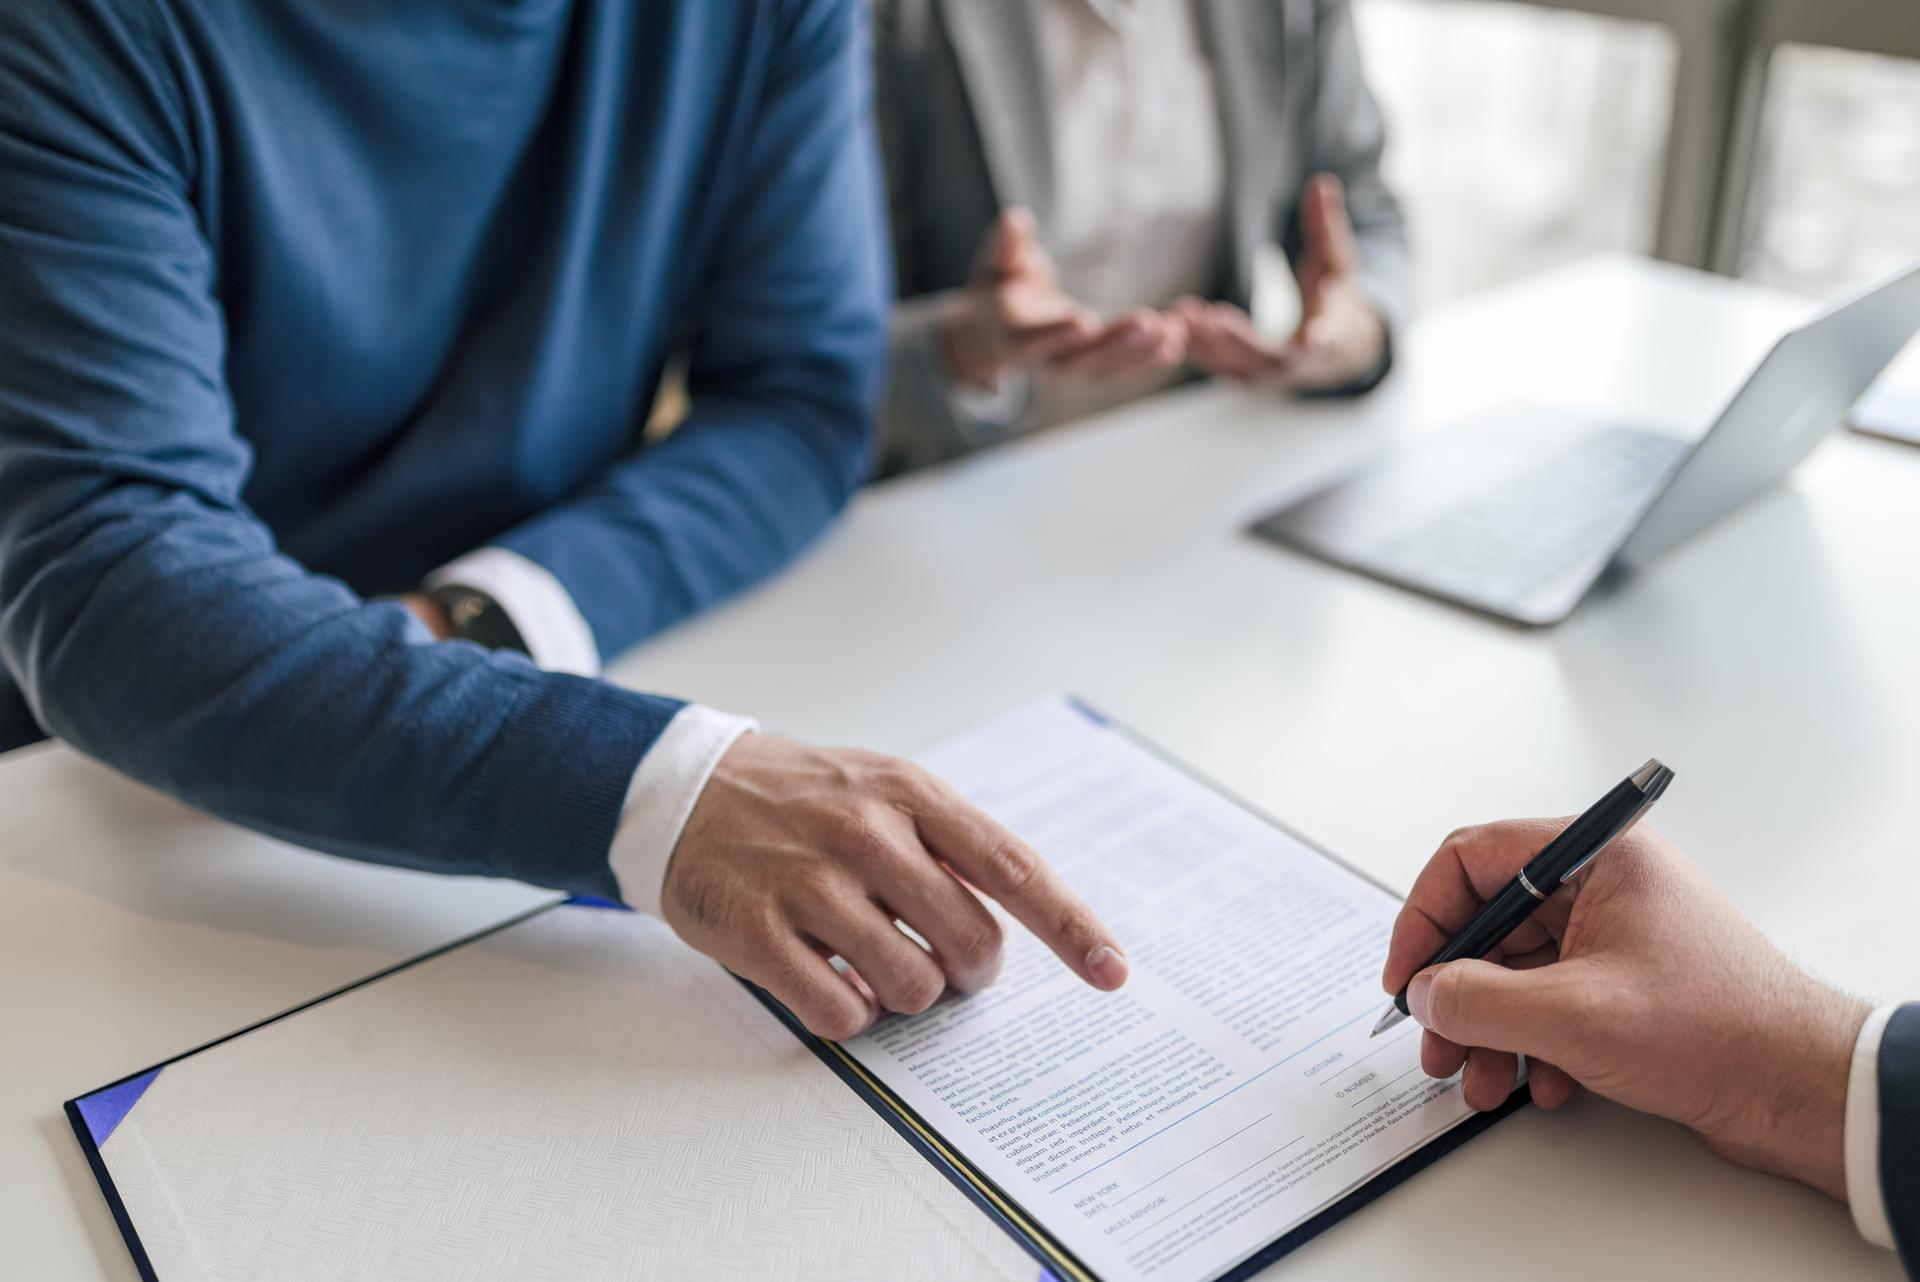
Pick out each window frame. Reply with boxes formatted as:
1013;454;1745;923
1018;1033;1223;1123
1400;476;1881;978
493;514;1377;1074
1395;0;1744;268
1711;1;1920;275
1394;0;1920;276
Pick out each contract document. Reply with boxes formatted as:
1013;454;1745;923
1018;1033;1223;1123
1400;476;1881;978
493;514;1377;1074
833;698;1508;1282
68;696;1513;1282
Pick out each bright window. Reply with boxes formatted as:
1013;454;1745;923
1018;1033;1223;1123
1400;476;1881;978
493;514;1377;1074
1738;43;1920;299
1352;0;1676;305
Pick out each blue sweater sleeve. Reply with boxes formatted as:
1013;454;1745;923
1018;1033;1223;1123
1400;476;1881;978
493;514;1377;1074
0;0;676;899
490;0;891;662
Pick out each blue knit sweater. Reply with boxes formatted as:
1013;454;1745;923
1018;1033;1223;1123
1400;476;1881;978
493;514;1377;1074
0;0;888;898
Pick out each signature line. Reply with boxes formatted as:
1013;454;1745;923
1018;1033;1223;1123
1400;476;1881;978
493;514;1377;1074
1048;1001;1380;1195
1108;1113;1275;1210
1348;1064;1423;1108
1120;1135;1307;1247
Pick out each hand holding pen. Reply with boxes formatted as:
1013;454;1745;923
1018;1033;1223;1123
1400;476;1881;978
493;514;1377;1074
1374;760;1673;1039
1375;798;1867;1202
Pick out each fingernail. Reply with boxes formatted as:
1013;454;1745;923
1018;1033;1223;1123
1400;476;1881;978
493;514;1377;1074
1407;970;1435;1026
1086;944;1129;989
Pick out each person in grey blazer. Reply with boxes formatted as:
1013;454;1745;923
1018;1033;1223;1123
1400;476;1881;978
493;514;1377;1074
1386;818;1919;1274
874;0;1411;474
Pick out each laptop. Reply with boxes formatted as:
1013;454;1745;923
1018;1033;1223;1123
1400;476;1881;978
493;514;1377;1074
1250;259;1920;626
1849;340;1920;447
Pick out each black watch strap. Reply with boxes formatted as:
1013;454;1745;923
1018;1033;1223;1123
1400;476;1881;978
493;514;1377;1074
425;584;531;656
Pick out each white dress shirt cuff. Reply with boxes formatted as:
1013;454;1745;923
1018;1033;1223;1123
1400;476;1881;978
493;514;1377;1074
426;548;601;677
949;369;1033;441
1848;1003;1900;1250
607;705;758;918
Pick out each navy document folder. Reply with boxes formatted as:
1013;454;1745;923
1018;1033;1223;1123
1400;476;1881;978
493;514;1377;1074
69;698;1521;1281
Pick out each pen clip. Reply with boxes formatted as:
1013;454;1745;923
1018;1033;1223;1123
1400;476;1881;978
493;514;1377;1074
1556;764;1673;886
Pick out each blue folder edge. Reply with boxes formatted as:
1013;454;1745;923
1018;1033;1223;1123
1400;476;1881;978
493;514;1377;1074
64;898;563;1282
64;699;1526;1282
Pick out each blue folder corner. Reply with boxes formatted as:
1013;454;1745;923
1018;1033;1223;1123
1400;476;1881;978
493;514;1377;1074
74;1069;161;1147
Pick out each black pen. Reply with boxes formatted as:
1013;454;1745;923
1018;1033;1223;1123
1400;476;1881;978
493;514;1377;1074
1371;759;1675;1037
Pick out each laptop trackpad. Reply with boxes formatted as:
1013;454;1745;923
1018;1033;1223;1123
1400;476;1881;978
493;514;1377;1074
1251;406;1685;623
1257;406;1603;549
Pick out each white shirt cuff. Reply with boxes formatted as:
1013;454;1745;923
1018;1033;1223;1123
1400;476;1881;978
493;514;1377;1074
426;548;601;677
1847;1003;1900;1250
607;704;758;917
949;369;1032;441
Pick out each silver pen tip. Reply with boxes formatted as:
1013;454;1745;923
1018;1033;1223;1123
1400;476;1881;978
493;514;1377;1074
1629;759;1669;791
1370;1005;1409;1038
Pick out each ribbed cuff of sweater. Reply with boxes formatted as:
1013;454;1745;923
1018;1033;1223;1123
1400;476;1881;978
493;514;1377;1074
467;674;686;901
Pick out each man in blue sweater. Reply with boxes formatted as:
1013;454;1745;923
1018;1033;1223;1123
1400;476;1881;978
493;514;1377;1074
0;0;1129;1039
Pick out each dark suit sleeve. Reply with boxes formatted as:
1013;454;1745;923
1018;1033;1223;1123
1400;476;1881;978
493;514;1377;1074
0;669;41;755
1285;0;1412;366
1882;1002;1920;1274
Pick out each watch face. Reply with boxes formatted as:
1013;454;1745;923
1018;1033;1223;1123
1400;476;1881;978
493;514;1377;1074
431;586;530;657
449;593;488;629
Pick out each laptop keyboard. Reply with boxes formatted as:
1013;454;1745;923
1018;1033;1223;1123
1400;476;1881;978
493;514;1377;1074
1370;428;1689;607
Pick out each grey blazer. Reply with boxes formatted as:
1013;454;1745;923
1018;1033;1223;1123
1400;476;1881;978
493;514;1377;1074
874;0;1411;472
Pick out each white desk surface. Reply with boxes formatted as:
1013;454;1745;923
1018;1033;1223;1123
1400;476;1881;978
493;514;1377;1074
5;256;1915;1281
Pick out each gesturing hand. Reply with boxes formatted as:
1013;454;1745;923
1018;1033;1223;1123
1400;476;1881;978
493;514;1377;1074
1382;819;1866;1199
1176;173;1385;393
939;208;1184;394
663;733;1130;1041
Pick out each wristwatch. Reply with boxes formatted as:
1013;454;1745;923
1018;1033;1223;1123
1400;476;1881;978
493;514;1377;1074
425;584;531;656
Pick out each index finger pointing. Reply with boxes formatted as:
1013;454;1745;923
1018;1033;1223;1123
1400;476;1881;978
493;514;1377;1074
912;786;1129;991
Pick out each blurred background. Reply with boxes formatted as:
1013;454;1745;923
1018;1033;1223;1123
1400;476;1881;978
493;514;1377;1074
1346;0;1920;307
